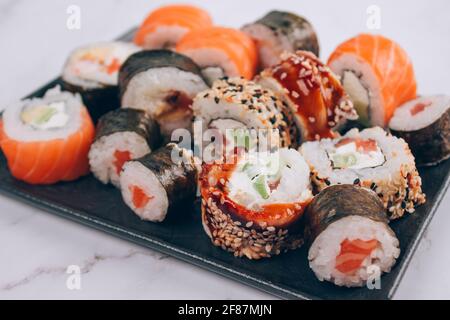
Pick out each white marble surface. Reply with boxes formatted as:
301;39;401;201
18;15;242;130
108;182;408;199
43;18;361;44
0;0;449;300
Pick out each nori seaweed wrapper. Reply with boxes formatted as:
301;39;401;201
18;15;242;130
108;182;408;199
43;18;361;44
391;108;450;167
254;10;319;57
304;185;389;244
61;81;119;124
95;108;161;150
136;143;197;207
119;50;204;99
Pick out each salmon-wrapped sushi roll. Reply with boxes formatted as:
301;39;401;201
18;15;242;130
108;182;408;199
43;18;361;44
176;27;258;84
0;86;95;185
134;4;213;50
201;148;313;259
258;51;357;142
328;34;417;127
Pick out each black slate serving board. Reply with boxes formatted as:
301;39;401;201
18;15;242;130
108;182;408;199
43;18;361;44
0;29;449;300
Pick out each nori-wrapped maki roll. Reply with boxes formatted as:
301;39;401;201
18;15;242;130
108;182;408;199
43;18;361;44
119;50;208;139
305;185;400;287
62;42;141;123
88;109;160;187
389;95;450;166
242;10;319;69
120;143;197;222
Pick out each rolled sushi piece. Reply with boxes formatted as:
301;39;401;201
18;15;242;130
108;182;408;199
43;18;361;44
0;86;95;184
89;109;161;187
242;10;319;70
328;34;417;127
305;185;400;287
176;27;258;84
119;50;208;139
300;126;426;219
120;143;197;222
201;148;314;259
389;95;450;166
134;4;213;50
62;41;141;122
258;51;357;142
193;77;298;152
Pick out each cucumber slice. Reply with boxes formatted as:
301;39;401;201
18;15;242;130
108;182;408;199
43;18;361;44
332;153;357;169
253;174;270;199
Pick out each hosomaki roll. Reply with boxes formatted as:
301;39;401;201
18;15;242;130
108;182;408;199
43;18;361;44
242;10;319;70
120;143;197;222
258;51;357;142
62;41;141;122
389;95;450;166
176;27;258;84
134;4;213;50
201;148;313;259
193;77;298;151
328;34;417;127
0;86;94;185
300;127;426;219
305;185;400;287
89;109;161;187
119;50;208;139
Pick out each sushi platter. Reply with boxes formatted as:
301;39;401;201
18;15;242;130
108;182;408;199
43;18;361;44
1;5;449;300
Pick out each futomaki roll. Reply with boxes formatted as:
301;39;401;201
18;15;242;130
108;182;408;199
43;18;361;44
62;42;141;122
300;127;426;219
328;34;417;127
193;77;298;152
120;143;197;222
0;86;95;184
119;50;208;139
258;51;357;143
305;185;400;287
201;148;313;259
389;95;450;166
89;109;161;187
242;10;319;70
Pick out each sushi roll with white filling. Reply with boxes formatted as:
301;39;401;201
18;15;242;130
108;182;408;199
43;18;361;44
300;127;426;219
242;10;319;70
389;95;450;166
306;185;400;287
62;42;141;122
119;50;208;139
88;109;160;187
120;143;197;222
200;148;313;259
0;86;94;184
193;77;298;155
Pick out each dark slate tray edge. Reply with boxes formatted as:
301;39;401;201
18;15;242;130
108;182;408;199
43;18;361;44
387;168;450;298
0;182;317;300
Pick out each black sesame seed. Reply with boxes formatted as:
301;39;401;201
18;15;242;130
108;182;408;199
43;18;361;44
401;201;406;209
241;99;248;104
214;97;220;104
353;178;360;185
203;93;209;98
370;182;376;190
325;179;331;186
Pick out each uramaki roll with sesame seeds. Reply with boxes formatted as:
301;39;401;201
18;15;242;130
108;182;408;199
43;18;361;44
200;148;313;259
257;51;358;143
300;127;426;220
193;77;298;153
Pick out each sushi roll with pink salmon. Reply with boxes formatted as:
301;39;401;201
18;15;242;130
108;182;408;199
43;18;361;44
88;109;161;188
242;11;319;70
305;185;400;287
120;143;197;222
389;95;450;166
